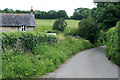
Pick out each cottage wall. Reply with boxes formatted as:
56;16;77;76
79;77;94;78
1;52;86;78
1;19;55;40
0;27;15;32
26;27;35;31
0;26;34;32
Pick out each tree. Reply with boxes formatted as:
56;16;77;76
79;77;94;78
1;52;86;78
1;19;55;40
0;9;2;13
57;10;68;19
3;8;10;13
35;10;41;19
90;8;97;19
1;8;69;19
48;10;58;19
52;18;67;32
77;16;98;43
96;2;120;31
71;8;90;20
71;12;83;20
39;11;48;19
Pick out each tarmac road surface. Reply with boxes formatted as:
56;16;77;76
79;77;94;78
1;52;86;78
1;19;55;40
45;46;118;78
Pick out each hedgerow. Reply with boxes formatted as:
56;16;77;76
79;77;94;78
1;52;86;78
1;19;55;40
2;32;57;52
105;21;120;66
2;32;93;78
52;18;67;32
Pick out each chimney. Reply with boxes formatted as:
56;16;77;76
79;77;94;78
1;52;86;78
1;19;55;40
30;6;34;14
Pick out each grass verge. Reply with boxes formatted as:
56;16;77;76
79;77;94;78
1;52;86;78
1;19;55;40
2;36;93;79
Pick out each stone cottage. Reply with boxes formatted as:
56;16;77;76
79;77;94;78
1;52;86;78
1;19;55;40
0;8;36;32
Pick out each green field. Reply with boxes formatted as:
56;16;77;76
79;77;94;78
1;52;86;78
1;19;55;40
35;19;80;33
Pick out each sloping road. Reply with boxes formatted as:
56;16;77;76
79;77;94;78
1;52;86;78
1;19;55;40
45;46;118;78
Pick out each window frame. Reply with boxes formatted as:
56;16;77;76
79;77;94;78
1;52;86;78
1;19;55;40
21;25;27;31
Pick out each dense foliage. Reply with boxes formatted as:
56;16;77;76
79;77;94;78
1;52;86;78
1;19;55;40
69;2;120;44
2;32;57;53
96;2;120;31
71;8;90;20
35;10;69;19
52;18;67;32
94;30;106;46
2;33;93;78
69;16;99;43
105;21;120;66
0;8;69;19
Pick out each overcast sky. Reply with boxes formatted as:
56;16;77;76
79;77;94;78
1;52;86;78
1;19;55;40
0;0;96;16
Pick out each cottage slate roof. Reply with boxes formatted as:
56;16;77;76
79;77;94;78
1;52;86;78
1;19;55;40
0;13;36;27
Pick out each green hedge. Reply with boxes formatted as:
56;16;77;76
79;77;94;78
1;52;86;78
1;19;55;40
105;21;120;66
2;32;57;52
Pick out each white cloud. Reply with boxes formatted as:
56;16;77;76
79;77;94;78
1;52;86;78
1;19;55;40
0;0;96;16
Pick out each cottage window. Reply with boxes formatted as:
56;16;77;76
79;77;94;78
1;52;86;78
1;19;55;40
11;27;15;30
21;25;27;31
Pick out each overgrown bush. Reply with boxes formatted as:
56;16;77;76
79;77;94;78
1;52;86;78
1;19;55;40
52;18;67;32
105;21;120;66
76;16;99;43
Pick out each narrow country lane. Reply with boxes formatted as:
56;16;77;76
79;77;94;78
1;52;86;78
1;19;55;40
45;46;118;78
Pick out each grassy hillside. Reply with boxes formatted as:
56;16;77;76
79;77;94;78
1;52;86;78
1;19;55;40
35;19;80;33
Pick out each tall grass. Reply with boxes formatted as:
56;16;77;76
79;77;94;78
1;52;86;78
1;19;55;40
2;36;93;78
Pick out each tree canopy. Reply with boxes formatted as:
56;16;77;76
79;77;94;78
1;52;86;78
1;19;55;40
71;8;90;20
96;2;120;31
0;8;69;19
